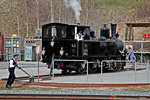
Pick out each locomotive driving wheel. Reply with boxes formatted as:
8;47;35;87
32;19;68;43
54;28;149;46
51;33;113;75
76;63;86;74
112;62;121;72
61;63;72;75
89;63;97;73
115;62;121;71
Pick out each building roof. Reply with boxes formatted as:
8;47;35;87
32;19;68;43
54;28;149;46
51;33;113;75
126;23;150;27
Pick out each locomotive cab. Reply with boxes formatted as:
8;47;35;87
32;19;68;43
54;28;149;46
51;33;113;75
42;23;91;40
42;23;91;59
42;23;93;74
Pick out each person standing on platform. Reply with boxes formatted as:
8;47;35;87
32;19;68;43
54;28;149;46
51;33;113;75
128;47;135;68
6;54;19;88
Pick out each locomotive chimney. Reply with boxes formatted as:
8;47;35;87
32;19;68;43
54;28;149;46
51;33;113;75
76;18;80;25
111;23;117;38
77;21;80;25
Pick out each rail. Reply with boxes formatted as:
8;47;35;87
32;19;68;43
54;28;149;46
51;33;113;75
100;60;137;83
0;94;150;100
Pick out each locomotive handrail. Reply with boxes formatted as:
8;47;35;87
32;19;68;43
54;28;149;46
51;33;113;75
52;59;89;82
53;59;88;62
88;61;98;64
100;60;137;84
147;60;150;82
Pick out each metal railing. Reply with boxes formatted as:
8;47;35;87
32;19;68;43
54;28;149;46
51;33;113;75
52;59;89;82
147;60;150;82
1;54;149;83
0;53;22;62
100;60;137;83
124;41;150;63
51;59;148;84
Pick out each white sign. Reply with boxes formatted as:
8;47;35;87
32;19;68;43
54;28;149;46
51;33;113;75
36;46;41;54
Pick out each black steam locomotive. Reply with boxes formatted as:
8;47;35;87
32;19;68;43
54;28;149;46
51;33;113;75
42;23;126;74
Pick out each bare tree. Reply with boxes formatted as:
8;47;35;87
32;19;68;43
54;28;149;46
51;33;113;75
85;0;89;25
50;0;54;22
58;0;62;22
25;0;29;37
35;0;40;30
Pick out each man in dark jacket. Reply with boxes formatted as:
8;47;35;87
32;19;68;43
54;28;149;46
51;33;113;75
6;54;18;88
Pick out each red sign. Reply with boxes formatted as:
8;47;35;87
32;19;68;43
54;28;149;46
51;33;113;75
0;34;4;61
143;33;150;39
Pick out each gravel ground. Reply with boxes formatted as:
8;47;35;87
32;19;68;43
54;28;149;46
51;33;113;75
0;81;150;96
0;88;150;96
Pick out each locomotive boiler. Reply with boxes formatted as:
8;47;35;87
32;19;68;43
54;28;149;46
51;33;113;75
42;23;126;74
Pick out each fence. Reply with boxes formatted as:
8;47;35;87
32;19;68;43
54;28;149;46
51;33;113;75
100;60;137;83
49;59;150;84
0;53;22;62
0;55;149;84
52;59;89;82
0;52;43;62
124;41;150;63
147;60;150;83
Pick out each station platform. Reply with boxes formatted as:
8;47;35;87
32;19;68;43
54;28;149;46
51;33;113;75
0;61;149;84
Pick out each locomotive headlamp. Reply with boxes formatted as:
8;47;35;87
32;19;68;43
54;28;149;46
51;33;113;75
60;47;64;56
50;39;54;47
42;47;45;55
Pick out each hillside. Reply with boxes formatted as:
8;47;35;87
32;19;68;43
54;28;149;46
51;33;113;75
0;0;150;41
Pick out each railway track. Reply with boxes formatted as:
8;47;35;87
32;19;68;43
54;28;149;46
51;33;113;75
0;94;149;100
